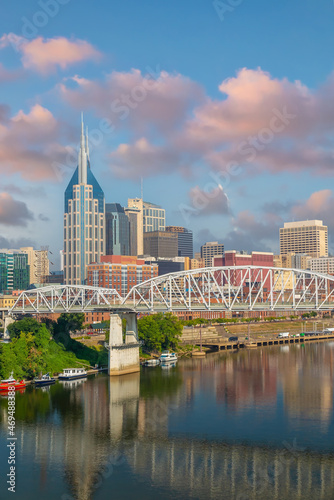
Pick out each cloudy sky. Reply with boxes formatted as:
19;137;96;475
1;0;334;268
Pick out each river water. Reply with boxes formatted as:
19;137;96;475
1;342;334;499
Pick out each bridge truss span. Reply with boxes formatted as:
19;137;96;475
10;284;123;314
123;266;334;312
9;267;334;314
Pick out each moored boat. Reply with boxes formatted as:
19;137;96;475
33;373;56;387
143;359;160;366
159;351;178;363
58;368;87;381
0;372;26;392
245;342;258;349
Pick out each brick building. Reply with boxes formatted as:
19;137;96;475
213;251;274;292
87;255;158;296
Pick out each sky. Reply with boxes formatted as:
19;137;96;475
1;0;334;269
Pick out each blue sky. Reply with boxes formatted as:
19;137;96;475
0;0;334;268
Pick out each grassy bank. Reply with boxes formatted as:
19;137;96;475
0;319;108;380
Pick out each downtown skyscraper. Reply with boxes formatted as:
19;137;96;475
63;117;105;285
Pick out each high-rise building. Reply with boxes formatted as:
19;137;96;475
127;198;166;254
143;231;178;259
124;206;141;256
0;250;30;292
279;220;328;258
105;203;130;256
201;241;225;267
127;198;144;255
143;201;165;232
64;117;105;285
20;246;50;284
166;226;193;258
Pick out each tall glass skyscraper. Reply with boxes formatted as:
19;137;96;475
64;117;105;285
0;250;30;292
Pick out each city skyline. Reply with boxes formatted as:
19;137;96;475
1;2;334;269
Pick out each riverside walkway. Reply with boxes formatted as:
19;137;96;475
195;332;334;351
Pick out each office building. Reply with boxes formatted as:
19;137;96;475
310;257;334;275
143;201;165;232
274;253;311;270
166;226;193;258
87;256;158;295
124;206;141;256
64;117;105;285
144;257;185;276
20;246;50;285
280;220;328;258
201;241;224;267
190;257;205;269
105;203;130;256
43;271;64;285
126;198;165;255
0;250;30;293
143;231;178;259
127;199;144;255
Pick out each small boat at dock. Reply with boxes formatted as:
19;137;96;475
143;359;160;366
159;351;178;363
33;373;56;387
0;372;26;392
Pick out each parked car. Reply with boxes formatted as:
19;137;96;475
228;336;239;342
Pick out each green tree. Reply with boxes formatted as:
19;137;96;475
138;313;182;353
54;313;85;336
7;317;42;339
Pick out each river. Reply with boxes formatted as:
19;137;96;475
1;342;334;499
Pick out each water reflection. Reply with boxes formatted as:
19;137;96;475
1;344;334;499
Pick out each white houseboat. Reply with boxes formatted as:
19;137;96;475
58;368;87;381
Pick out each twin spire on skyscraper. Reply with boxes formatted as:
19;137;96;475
78;113;90;185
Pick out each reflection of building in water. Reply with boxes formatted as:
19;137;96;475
16;377;113;500
281;344;334;429
214;351;278;410
126;437;334;499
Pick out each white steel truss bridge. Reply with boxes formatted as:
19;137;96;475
9;266;334;314
9;284;123;314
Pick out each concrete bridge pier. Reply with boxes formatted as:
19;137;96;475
108;313;140;376
4;316;14;340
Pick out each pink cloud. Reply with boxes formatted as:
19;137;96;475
0;62;22;83
98;67;334;180
0;34;101;74
223;190;334;252
291;190;334;222
0;104;71;181
109;138;182;179
59;69;204;134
